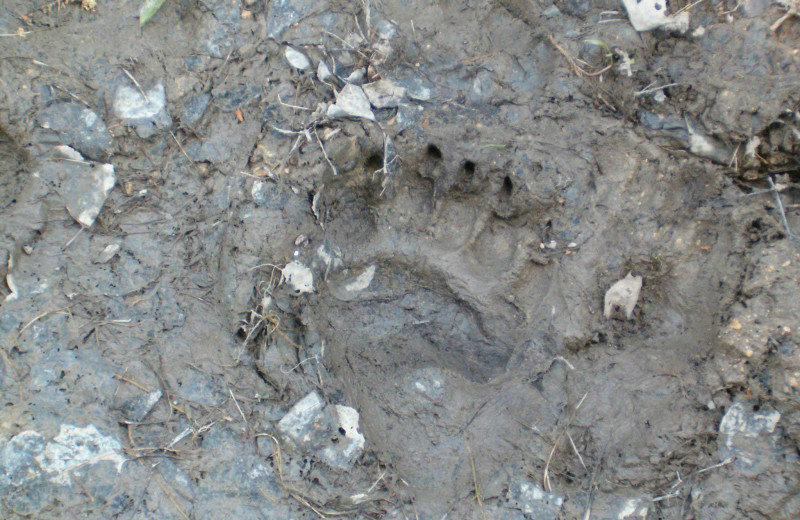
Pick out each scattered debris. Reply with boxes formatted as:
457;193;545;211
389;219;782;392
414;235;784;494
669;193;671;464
327;84;375;120
604;273;643;320
621;0;690;32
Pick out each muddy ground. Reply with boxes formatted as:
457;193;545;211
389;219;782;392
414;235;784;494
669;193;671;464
1;0;800;518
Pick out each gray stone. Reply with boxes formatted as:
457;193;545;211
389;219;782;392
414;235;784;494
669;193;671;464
180;93;211;127
396;103;424;132
197;4;241;58
719;401;781;474
113;83;172;138
38;103;113;160
396;73;434;101
211;84;262;112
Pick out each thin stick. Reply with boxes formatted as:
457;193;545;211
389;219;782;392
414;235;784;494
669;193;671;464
121;68;150;104
768;176;797;242
114;373;151;393
52;83;90;106
277;94;313;111
169;131;192;163
323;30;371;61
365;468;387;494
154;473;190;520
543;440;559;492
696;457;732;474
0;30;34;37
635;82;679;97
314;127;338;176
229;386;249;432
567;431;587;470
64;225;85;248
771;7;797;32
548;35;613;78
676;0;706;14
15;307;70;344
291;493;328;519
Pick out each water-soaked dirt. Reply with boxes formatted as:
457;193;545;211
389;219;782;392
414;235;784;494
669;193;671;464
1;0;800;519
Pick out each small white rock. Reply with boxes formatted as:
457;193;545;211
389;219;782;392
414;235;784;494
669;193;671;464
285;47;311;71
603;273;643;320
621;0;689;32
283;261;314;294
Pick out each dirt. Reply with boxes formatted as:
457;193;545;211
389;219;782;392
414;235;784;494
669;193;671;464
1;0;800;518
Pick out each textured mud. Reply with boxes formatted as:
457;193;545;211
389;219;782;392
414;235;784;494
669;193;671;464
1;0;800;519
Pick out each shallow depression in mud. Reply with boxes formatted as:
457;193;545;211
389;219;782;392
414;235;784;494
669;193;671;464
312;260;515;384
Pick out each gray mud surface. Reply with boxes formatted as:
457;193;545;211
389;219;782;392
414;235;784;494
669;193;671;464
2;0;800;518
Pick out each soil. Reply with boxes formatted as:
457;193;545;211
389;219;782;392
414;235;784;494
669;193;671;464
1;0;800;519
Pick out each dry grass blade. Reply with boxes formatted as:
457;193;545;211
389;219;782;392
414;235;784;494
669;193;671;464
467;444;487;519
154;472;190;520
548;34;613;78
14;307;70;345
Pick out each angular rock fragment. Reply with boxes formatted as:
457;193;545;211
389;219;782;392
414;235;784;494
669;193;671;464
58;150;116;227
277;392;365;470
113;82;172;138
326;84;375;121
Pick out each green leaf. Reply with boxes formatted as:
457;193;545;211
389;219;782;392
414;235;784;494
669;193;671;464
140;0;167;26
